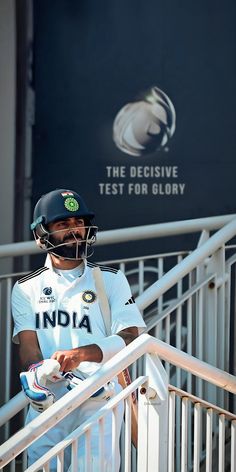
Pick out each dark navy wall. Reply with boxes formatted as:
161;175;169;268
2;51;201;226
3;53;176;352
31;0;236;259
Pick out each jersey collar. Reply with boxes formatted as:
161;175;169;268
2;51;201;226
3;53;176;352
44;254;87;276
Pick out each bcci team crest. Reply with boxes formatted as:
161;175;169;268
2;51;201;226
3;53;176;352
82;290;97;304
64;197;80;212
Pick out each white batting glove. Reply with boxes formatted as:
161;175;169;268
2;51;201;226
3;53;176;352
63;372;115;400
20;359;62;412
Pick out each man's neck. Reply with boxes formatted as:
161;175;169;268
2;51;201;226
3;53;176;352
50;254;84;270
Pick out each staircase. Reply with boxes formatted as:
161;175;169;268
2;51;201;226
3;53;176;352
0;215;235;471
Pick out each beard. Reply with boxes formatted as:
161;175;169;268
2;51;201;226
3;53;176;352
48;235;86;260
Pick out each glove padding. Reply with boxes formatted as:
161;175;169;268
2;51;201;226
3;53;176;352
20;359;62;412
63;372;115;400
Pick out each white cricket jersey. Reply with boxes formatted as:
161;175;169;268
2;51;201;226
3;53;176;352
11;256;146;377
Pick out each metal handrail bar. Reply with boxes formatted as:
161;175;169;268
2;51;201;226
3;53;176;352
25;376;148;472
0;215;235;259
95;215;236;245
0;333;236;468
136;217;236;310
0;252;186;281
0;271;28;281
145;273;214;332
226;252;236;268
0;392;28;427
99;250;189;266
168;385;236;421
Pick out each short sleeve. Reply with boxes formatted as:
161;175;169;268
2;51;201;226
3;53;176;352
11;282;36;343
107;270;146;334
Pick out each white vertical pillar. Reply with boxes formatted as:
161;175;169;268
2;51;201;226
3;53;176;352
137;353;168;472
181;397;188;472
231;420;236;472
168;391;175;472
205;408;213;472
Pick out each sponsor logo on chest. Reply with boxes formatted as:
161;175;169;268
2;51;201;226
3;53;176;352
38;287;56;304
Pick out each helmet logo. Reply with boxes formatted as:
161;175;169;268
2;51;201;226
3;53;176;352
64;197;80;212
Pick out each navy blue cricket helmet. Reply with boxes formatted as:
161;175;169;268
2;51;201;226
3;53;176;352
31;189;97;259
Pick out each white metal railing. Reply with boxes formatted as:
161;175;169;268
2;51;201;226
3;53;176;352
134;218;236;310
1;248;235;424
25;376;149;472
0;214;235;259
0;219;236;415
168;385;236;472
0;334;236;472
0;252;188;425
1;216;236;469
103;222;236;407
1;216;236;405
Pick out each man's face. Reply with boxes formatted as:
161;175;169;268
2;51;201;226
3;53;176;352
47;217;87;259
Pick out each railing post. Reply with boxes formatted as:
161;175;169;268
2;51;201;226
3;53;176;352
137;353;168;472
205;247;226;410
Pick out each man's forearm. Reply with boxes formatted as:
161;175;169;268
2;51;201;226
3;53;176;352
51;327;139;371
117;327;139;346
79;344;103;363
51;344;103;371
18;331;43;370
20;348;43;371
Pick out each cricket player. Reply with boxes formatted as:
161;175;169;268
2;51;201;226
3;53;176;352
11;188;146;471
